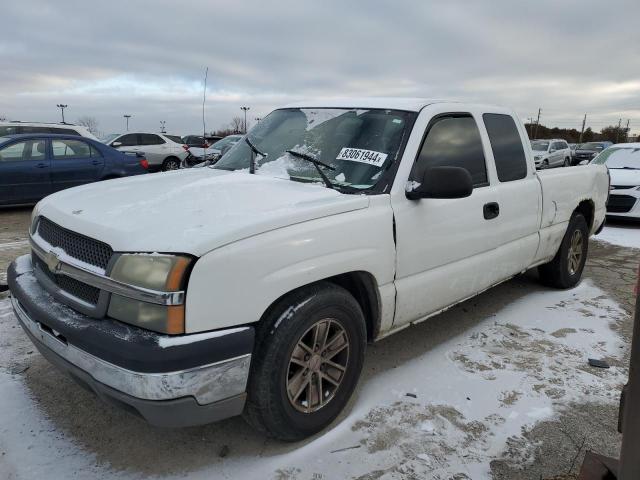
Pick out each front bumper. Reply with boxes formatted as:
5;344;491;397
607;190;640;219
8;256;255;427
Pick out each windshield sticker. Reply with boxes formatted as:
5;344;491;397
337;148;388;167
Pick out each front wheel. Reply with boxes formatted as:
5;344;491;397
564;158;570;167
538;213;589;288
541;159;549;169
243;282;366;441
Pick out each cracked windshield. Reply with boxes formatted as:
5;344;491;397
214;108;416;191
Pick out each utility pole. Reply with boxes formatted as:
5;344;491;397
124;114;132;132
240;106;250;133
160;120;166;133
534;108;541;140
56;104;68;123
625;119;630;142
578;113;587;144
527;118;534;138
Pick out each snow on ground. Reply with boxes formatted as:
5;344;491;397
0;279;628;479
594;223;640;249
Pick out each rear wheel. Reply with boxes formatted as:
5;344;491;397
538;213;589;288
161;157;181;171
243;282;366;441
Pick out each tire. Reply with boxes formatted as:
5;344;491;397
563;158;570;167
541;160;549;169
161;157;181;171
243;282;366;441
538;213;589;289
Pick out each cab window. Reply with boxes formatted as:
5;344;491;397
411;114;488;187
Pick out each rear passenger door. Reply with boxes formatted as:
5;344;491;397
51;138;105;192
0;138;51;204
480;112;540;275
138;133;167;167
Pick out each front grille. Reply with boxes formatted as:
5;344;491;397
37;217;113;270
607;194;637;213
611;185;638;190
33;255;101;305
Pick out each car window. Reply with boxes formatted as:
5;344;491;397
52;139;92;159
140;133;165;145
483;113;527;182
21;126;51;134
115;134;138;146
164;135;183;144
0;139;47;162
0;125;20;137
411;114;488;187
52;127;81;136
90;144;103;158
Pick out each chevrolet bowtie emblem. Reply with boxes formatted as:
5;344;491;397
45;251;62;273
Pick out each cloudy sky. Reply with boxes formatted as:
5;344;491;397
2;0;639;137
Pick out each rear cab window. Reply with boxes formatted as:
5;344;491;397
483;113;528;182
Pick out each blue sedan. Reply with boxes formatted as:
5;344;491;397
0;134;149;206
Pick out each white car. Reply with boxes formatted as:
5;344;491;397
103;132;188;171
0;121;98;140
185;134;243;166
530;138;572;168
592;143;640;219
9;98;608;440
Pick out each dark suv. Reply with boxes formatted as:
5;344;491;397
573;141;613;165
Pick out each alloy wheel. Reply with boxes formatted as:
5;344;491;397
567;229;584;275
286;318;350;413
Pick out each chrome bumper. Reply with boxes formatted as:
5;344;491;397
11;295;251;405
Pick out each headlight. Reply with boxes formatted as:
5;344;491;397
108;254;192;334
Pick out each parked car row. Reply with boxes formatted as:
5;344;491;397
181;134;243;168
0;134;148;206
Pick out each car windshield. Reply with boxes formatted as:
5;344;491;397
579;142;604;151
100;133;120;144
213;108;415;192
531;141;549;151
591;147;640;168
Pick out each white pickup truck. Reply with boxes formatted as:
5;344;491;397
8;98;609;441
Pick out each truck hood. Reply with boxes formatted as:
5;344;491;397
609;168;640;187
35;169;370;256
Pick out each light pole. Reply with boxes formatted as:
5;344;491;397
56;104;68;123
124;114;132;132
240;106;250;133
255;117;261;124
160;120;166;133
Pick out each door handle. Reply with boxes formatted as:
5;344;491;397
35;162;48;169
91;160;101;165
483;202;500;220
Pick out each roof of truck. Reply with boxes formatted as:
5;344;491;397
282;97;459;112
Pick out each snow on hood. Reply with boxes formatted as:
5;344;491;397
35;169;369;256
609;167;640;186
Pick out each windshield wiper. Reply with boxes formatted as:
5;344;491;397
245;137;267;174
286;149;337;190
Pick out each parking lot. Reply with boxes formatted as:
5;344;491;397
1;208;638;480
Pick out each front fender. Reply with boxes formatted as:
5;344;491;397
184;196;395;333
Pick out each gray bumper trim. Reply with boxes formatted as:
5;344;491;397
12;295;251;405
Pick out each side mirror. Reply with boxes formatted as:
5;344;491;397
112;141;122;147
406;166;474;200
549;148;556;153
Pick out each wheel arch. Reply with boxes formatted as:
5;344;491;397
259;271;381;343
574;199;595;231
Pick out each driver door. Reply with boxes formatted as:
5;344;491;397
392;111;503;326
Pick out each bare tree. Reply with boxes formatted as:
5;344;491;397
230;116;244;133
0;115;6;121
76;116;99;135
